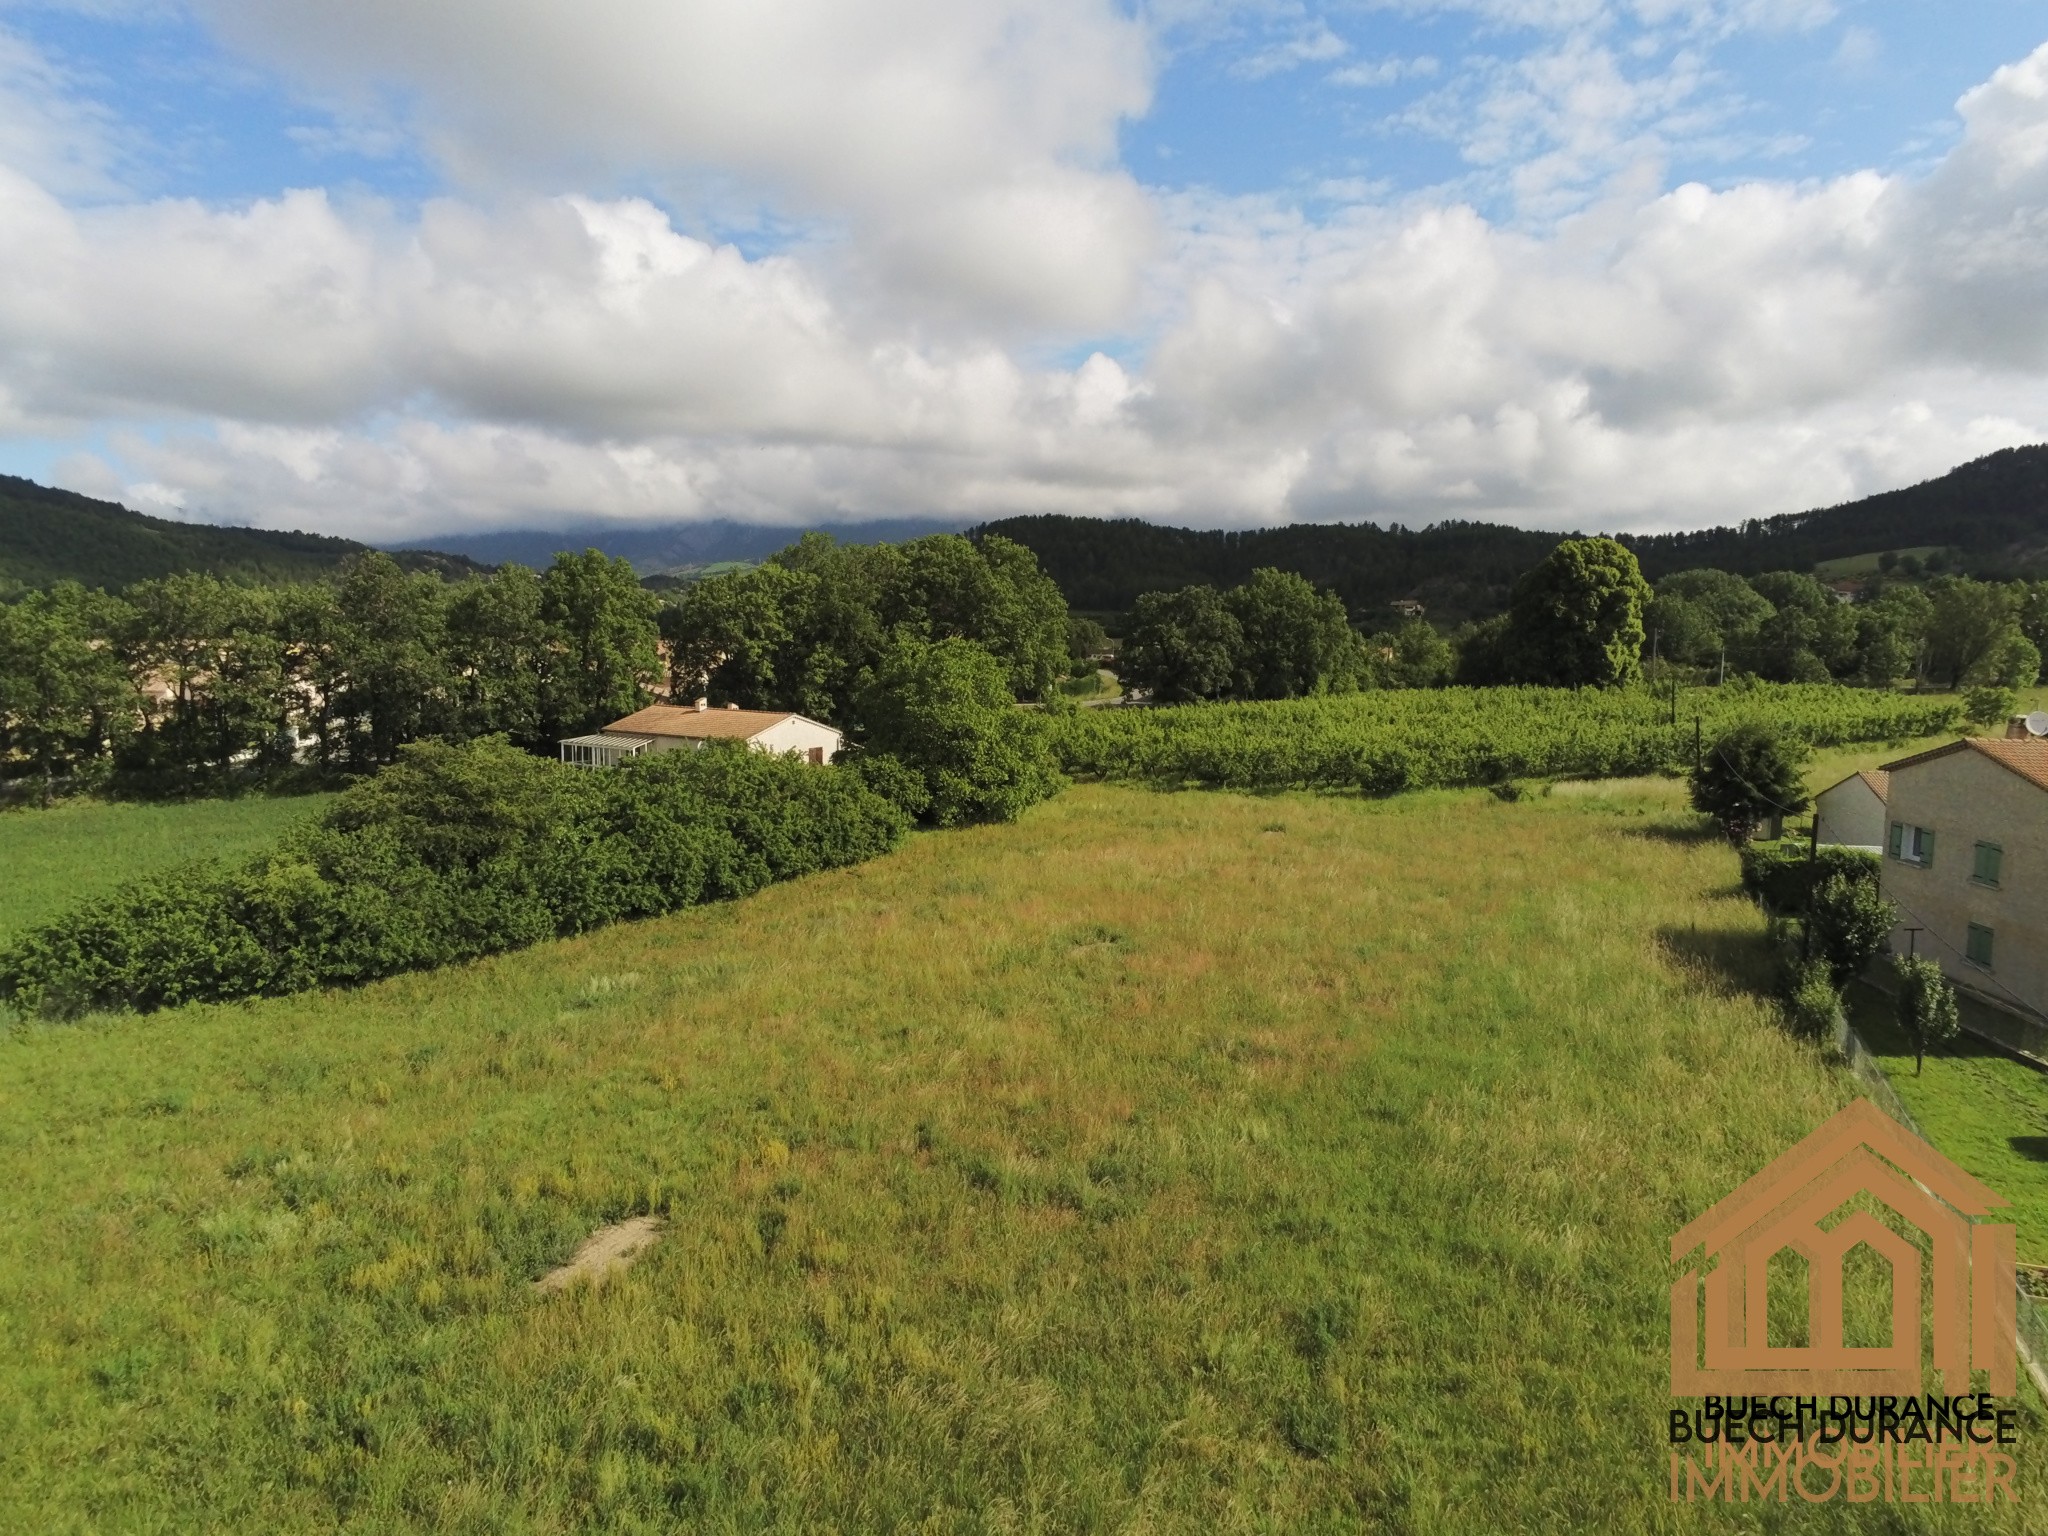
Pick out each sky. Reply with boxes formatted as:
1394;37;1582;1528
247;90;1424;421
1;2;2047;542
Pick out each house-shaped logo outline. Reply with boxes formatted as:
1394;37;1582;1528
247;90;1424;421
1670;1099;2016;1396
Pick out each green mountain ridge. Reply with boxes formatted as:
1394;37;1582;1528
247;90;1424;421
10;441;2048;615
0;476;486;595
975;444;2048;624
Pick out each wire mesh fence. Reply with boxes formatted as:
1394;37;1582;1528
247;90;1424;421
1833;1008;2048;1393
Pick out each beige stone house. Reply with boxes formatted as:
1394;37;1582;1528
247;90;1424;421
1878;737;2048;1023
558;701;843;769
1814;768;1889;850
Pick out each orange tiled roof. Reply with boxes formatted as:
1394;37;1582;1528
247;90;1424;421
1879;736;2048;794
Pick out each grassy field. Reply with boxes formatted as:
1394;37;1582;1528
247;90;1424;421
3;779;2041;1533
1842;984;2048;1267
1799;681;2048;796
0;792;335;939
1811;548;1950;579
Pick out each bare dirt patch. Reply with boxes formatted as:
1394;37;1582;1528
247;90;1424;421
534;1215;664;1292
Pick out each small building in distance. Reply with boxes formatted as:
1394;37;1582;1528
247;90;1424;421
1813;769;1888;851
559;700;843;770
1388;598;1427;621
1878;736;2048;1025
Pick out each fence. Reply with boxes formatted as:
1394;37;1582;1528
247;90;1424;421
1832;1007;2048;1397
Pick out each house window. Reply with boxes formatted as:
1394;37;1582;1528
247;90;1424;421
1889;823;1935;867
1966;924;1995;969
1973;842;2003;887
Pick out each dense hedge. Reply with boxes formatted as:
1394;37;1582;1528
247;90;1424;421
0;738;907;1018
1047;683;1958;794
1738;841;1882;914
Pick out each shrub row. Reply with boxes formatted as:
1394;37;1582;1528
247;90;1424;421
1047;683;1958;793
0;738;907;1018
1738;840;1881;914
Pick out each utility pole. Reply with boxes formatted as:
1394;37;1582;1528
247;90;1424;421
1802;811;1821;961
1718;646;1726;687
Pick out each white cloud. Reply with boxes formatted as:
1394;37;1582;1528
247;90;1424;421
1232;22;1350;80
1365;2;1834;37
6;12;2048;544
190;0;1160;333
0;23;127;197
1329;55;1441;88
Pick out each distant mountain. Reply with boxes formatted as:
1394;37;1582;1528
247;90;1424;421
0;476;486;596
402;516;969;577
977;445;2048;625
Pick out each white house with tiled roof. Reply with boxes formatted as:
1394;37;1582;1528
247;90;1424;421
1878;735;2048;1024
559;701;843;769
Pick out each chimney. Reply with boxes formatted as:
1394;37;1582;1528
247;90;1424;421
695;697;708;712
2010;716;2031;740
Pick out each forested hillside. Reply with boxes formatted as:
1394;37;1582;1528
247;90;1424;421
972;516;1559;624
0;477;483;595
977;444;2048;622
1623;444;2048;578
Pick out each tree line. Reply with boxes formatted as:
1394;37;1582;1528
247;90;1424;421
7;519;2043;802
0;549;662;794
1116;535;2048;710
0;531;1074;798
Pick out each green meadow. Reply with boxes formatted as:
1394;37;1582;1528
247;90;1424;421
3;777;2041;1533
0;791;335;940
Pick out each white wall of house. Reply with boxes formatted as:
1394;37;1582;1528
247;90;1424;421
749;715;843;763
1815;775;1886;849
628;716;842;763
1880;750;2046;1023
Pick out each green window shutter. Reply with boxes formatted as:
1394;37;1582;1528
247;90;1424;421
1922;828;1935;868
1888;821;1903;858
1974;842;2003;886
1967;924;1994;967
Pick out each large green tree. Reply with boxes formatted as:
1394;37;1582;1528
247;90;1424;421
1646;568;1772;668
0;582;135;797
1501;536;1651;687
328;553;454;766
1922;577;2020;690
1225;567;1363;699
1853;582;1931;686
123;574;292;777
1738;571;1857;682
1369;618;1455;689
857;636;1063;826
445;564;550;744
539;550;663;738
659;532;1068;730
1121;585;1243;703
